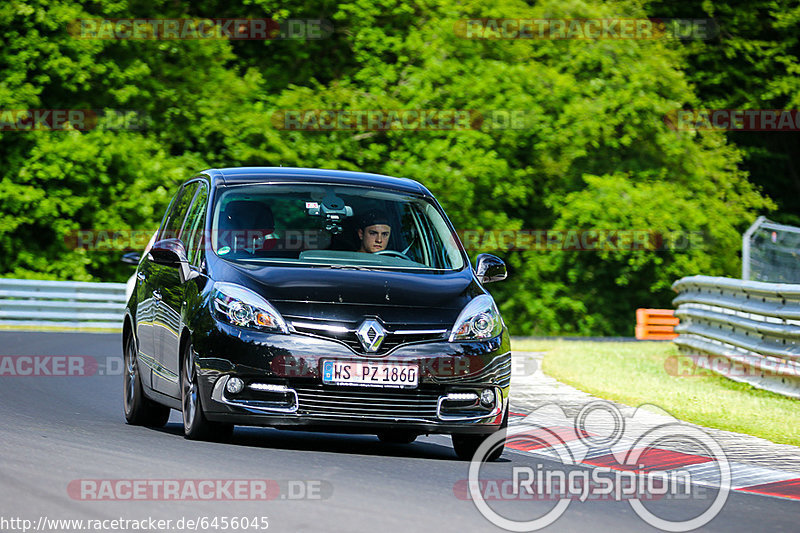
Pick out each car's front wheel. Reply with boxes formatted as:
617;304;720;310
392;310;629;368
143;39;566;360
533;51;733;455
181;342;233;441
123;333;171;427
451;405;508;461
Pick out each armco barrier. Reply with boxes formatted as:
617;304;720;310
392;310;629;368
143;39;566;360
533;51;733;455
672;275;800;398
0;278;126;330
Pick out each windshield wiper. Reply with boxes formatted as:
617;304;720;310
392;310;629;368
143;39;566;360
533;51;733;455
325;264;375;270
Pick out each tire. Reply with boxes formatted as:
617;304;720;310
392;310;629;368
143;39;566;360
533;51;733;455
377;431;418;444
452;404;508;461
181;342;233;441
123;333;171;427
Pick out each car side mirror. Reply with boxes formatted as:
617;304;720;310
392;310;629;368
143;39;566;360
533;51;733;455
149;239;198;283
475;253;507;283
121;252;141;265
150;239;187;264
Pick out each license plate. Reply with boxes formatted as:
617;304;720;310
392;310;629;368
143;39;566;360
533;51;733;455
321;360;419;388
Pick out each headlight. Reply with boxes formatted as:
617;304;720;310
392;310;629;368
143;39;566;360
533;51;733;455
212;282;288;333
449;294;503;342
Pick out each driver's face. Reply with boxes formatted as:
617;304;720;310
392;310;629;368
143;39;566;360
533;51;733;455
358;224;391;253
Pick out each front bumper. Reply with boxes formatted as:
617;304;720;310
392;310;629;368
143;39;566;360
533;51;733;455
194;320;511;435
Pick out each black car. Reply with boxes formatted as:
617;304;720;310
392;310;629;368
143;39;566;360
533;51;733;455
122;167;511;460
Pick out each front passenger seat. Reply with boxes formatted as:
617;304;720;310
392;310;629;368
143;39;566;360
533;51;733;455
219;200;275;255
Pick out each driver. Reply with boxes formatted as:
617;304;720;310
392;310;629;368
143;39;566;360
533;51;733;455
357;210;391;253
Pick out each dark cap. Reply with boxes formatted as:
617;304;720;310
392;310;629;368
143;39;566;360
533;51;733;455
358;209;391;230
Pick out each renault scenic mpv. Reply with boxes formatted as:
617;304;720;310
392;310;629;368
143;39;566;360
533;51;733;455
123;167;510;460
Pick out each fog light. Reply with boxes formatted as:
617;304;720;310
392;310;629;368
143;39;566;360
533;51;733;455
249;383;290;393
445;392;478;402
480;388;495;407
226;377;244;394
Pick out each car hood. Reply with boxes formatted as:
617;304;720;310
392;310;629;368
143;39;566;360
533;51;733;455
211;259;484;326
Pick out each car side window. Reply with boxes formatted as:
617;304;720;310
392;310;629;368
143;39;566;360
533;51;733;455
184;184;209;266
159;182;199;241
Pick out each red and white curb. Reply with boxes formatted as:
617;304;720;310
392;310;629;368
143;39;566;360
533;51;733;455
506;411;800;501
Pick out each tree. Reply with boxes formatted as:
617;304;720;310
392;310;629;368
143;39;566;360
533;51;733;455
646;0;800;225
0;0;776;335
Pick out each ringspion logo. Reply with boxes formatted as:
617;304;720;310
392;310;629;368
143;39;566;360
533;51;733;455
467;401;730;531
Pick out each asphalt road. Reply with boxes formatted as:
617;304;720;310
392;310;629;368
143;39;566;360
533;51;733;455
0;332;797;533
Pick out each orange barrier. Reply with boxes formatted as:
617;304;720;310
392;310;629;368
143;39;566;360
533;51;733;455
635;308;679;340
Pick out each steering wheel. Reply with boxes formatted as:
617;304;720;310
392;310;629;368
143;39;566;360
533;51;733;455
374;249;412;261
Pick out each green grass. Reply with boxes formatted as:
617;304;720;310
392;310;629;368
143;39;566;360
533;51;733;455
513;339;800;447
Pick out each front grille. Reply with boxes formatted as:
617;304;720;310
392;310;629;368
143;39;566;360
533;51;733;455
435;354;512;388
293;385;441;420
379;332;446;352
287;317;446;354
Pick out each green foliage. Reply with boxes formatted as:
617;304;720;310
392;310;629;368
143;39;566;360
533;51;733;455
647;0;800;225
0;0;782;334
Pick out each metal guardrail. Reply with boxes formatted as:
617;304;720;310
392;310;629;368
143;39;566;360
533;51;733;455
672;275;800;398
0;278;126;330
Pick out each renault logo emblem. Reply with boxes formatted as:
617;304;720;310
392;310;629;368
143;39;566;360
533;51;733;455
356;319;386;352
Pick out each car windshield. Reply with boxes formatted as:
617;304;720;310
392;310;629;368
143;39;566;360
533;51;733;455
210;184;465;271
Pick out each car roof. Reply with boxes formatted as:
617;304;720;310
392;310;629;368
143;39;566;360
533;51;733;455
200;167;432;196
